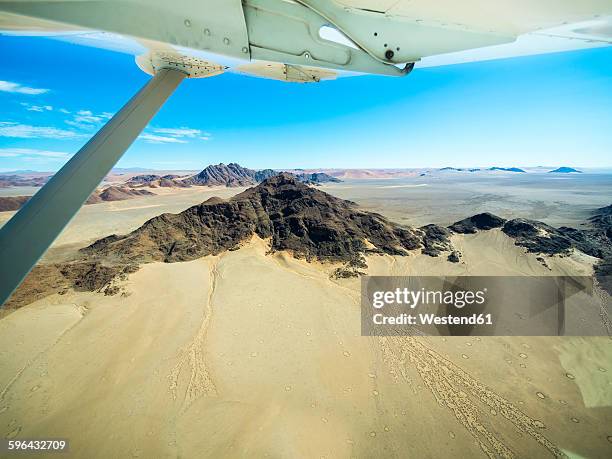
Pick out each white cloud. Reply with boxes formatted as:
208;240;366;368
21;103;53;112
140;126;212;143
0;122;82;139
63;109;113;128
152;127;202;138
138;133;187;144
0;148;70;159
0;80;49;95
59;108;71;114
74;110;104;124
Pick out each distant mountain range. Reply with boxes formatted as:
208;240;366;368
437;166;587;174
439;167;481;172
548;167;582;173
488;167;526;173
160;163;341;187
0;174;50;188
0;164;593;194
439;167;526;173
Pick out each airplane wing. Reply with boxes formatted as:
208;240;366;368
0;0;610;82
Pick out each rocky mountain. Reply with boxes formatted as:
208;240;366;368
253;169;277;182
179;163;343;187
127;174;191;188
181;163;257;187
549;167;582;173
294;172;342;184
82;173;429;264
449;213;507;234
85;186;155;204
488;167;526;173
0;195;30;212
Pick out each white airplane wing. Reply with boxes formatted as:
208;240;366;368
0;0;610;81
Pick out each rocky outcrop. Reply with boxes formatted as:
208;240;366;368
181;163;257;187
589;204;611;238
179;163;343;187
449;213;507;234
446;208;612;292
127;174;190;188
501;219;604;258
4;262;138;310
0;195;29;212
294;172;342;184
82;173;423;264
253;169;277;182
86;186;155;204
420;224;453;257
499;206;611;292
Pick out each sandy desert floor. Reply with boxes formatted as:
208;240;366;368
0;234;611;458
0;178;611;458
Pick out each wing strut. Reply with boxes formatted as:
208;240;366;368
0;68;186;306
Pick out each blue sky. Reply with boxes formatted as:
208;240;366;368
0;36;611;171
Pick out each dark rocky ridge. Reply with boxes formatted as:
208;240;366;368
449;213;506;234
81;173;426;264
254;169;277;182
500;205;611;293
419;224;454;257
446;207;611;292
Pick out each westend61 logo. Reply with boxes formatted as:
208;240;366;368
361;276;602;337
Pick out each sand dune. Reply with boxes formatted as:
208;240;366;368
1;234;610;458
